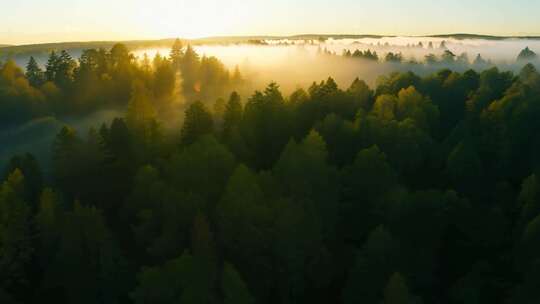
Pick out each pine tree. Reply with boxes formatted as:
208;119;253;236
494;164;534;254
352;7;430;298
232;65;243;87
52;126;83;197
383;273;414;304
181;101;214;146
223;92;243;138
518;47;538;61
170;38;184;70
35;188;62;266
180;45;201;100
0;169;32;292
45;51;60;82
222;262;254;304
25;56;44;87
126;80;157;131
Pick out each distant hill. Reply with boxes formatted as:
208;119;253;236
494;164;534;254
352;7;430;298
0;37;273;57
429;33;540;40
2;33;540;57
0;39;176;57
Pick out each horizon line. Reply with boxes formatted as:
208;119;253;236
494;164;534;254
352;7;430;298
3;32;540;48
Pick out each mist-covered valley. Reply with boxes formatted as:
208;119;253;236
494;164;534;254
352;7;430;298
6;0;540;301
2;36;539;173
3;32;540;304
0;33;540;304
4;36;540;89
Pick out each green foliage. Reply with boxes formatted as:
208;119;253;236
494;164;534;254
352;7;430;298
0;60;45;127
169;39;184;70
447;141;484;195
45;50;76;88
343;226;401;304
223;92;243;137
35;188;62;266
347;78;373;110
222;262;255;304
341;146;396;242
44;202;129;304
3;52;540;303
385;52;403;63
3;153;43;205
343;49;379;61
274;131;339;238
0;170;32;292
383;273;417;304
519;174;540;222
242;83;291;169
181;101;214;146
126;80;157;130
153;56;176;99
1;43;242;128
517;47;537;62
396;86;439;132
373;94;397;120
217;165;268;252
168;135;235;209
25;56;44;87
131;252;197;304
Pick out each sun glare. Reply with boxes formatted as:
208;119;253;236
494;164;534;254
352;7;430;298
132;0;252;39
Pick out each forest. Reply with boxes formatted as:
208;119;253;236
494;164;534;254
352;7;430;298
1;38;540;304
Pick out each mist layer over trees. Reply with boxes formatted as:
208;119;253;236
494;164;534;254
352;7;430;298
2;39;540;303
3;36;540;92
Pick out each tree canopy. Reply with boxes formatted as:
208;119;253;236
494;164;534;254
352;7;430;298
1;41;540;304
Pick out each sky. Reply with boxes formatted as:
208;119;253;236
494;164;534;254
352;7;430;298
1;0;539;45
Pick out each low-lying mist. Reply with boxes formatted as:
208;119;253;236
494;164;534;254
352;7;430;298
2;36;540;176
5;36;539;94
0;110;123;176
131;36;540;93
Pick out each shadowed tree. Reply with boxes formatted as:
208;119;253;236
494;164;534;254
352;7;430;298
222;262;255;304
153;56;176;100
242;83;291;169
343;226;401;304
517;47;537;62
223;92;242;137
180;45;201;101
341;146;397;243
3;153;43;206
126;80;157;130
44;202;129;304
25;57;44;87
181;101;214;146
383;273;418;304
35;188;63;268
0;170;32;296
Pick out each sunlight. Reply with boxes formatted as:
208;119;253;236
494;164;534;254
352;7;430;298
132;0;251;38
2;1;540;303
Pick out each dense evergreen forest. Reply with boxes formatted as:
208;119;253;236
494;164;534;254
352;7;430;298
2;39;540;304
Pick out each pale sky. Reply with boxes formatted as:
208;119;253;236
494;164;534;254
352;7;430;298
1;0;539;45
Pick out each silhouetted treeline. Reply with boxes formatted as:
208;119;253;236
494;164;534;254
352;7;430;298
2;42;540;304
329;46;538;68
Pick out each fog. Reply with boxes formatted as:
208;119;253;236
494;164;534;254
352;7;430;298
0;110;122;177
4;37;539;94
3;36;540;174
131;37;540;93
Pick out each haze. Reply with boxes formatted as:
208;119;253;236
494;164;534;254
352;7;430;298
2;0;540;45
3;1;540;303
